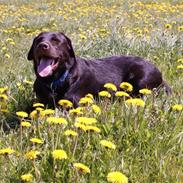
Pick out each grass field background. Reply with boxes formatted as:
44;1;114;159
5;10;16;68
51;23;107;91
0;0;182;182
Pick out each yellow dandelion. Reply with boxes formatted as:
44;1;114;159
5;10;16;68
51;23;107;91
153;56;159;61
107;171;128;183
177;64;183;69
33;103;44;108
46;117;67;125
69;107;83;116
25;150;40;160
30;110;38;119
104;83;117;91
144;28;149;33
177;25;183;31
52;149;68;160
64;130;78;137
35;107;44;112
0;148;15;155
84;125;101;133
165;24;172;29
40;109;55;117
30;138;43;144
5;53;10;59
172;21;176;25
99;28;108;34
21;121;31;127
16;111;28;118
115;91;130;97
6;38;14;42
99;91;111;98
17;83;25;91
1;46;7;52
177;58;183;63
58;99;73;108
120;82;133;92
125;98;145;107
92;104;101;114
74;123;87;131
23;80;33;85
85;93;94;99
73;163;90;174
171;104;182;111
139;88;152;95
21;173;33;182
79;34;87;40
0;94;8;101
100;140;116;149
79;97;94;105
76;117;97;125
0;87;8;94
9;41;15;46
1;109;9;113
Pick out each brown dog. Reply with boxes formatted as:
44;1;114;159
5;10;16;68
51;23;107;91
28;32;171;107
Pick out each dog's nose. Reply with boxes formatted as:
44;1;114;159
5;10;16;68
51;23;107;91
38;42;49;50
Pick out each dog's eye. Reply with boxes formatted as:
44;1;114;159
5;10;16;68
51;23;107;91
36;37;43;43
51;37;60;44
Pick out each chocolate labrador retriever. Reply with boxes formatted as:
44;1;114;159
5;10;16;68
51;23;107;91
27;32;171;107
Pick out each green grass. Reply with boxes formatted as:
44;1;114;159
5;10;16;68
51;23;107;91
0;0;182;182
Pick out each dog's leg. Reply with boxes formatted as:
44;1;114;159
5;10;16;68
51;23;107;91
64;92;81;108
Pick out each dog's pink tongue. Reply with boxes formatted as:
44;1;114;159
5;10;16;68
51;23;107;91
37;58;53;77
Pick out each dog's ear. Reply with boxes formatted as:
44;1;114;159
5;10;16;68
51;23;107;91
60;32;75;59
28;33;44;61
65;35;75;58
27;35;39;61
27;44;34;60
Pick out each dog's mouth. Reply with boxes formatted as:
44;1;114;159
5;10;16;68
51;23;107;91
37;57;59;77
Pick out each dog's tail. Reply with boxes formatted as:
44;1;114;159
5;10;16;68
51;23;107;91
162;80;172;95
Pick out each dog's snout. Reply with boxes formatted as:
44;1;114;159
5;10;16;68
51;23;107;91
38;42;50;50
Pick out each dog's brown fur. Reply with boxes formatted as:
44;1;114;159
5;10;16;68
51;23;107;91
28;32;171;107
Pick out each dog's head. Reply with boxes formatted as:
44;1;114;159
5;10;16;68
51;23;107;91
28;32;75;78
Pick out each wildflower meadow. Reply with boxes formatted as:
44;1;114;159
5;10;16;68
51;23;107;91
0;0;183;182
